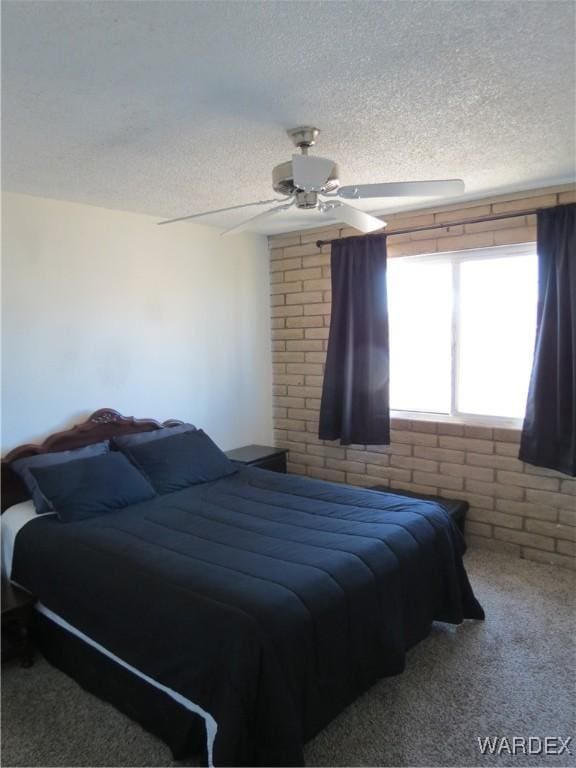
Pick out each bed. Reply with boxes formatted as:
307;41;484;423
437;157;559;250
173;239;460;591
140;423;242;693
1;409;484;767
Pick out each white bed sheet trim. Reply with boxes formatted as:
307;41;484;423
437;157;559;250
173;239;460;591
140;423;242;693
36;604;218;767
0;501;51;578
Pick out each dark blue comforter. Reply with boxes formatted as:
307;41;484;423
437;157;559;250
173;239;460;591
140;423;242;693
13;467;484;766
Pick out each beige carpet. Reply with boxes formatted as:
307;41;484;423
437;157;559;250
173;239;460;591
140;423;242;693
2;548;575;767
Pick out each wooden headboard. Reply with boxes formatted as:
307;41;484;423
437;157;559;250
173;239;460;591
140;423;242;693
1;408;184;512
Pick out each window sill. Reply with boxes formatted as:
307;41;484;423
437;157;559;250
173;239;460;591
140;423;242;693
390;410;523;431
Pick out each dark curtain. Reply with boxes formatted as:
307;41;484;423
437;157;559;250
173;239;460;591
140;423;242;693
519;203;576;476
319;234;390;445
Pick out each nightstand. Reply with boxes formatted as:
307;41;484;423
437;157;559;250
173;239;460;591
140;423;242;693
2;579;36;667
225;444;288;473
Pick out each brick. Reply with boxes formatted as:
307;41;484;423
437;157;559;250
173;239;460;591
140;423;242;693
388;212;436;229
304;352;326;363
350;450;390;467
307;467;346;483
561;478;576;495
307;444;346;460
286;364;323;377
413;471;463;491
465;215;526;234
305;375;323;387
370;443;412;457
288;408;319;422
284;267;322;281
493;427;521;443
388;239;438;258
306;398;321;410
270;318;285;329
271;341;285;352
286;315;323;328
272;385;287;396
437;232;494;251
270;292;285;304
282;243;323;258
558;189;576;204
526;489;576;509
391;455;437;472
276;374;304;386
495;470;559;492
269;247;285;260
271;305;303;317
523;547;576;571
286;291;324;305
274;396;305;408
557;540;576;557
287;431;320;444
439;436;493;454
466;452;525;471
303;302;331;315
437;423;465;436
465;521;492;538
390;417;413;430
273;406;287;418
369;466;412;483
347;473;386;488
495;442;520;457
494;226;537;246
275;418;306;431
440;462;494;482
287;385;323;399
391;430;437;447
492;194;556;214
495;499;558;522
525;519;576;541
269;257;302;273
270;281;302;295
463;425;493;440
288;451;325;468
286;340;323;352
272;329;304;340
272;352;304;363
326;458;365;474
269;233;301;248
305;327;329;340
493;527;554;552
301;253;331;268
467;508;522;530
414;446;465;463
559;509;576;526
466;479;523;500
434;205;491;224
409;421;437;434
304;278;332;292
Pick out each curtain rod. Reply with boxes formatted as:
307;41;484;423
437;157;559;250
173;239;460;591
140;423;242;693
315;207;541;248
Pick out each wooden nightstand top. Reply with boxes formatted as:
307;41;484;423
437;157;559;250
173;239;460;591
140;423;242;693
225;444;287;465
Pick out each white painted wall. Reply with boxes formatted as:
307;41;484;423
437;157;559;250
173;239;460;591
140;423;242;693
1;192;273;452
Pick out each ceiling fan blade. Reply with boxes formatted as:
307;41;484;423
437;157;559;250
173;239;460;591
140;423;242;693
338;179;465;200
157;199;286;226
221;201;294;237
321;202;385;233
292;154;335;192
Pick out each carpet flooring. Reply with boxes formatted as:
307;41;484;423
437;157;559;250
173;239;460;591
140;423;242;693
2;548;575;767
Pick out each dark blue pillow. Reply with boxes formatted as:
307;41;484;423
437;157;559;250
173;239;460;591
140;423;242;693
112;423;196;450
30;452;157;522
11;441;111;514
118;429;237;494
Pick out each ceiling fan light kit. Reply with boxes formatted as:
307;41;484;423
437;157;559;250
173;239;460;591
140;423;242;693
158;126;465;235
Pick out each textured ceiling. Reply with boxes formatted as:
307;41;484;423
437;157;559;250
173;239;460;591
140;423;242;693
2;0;575;235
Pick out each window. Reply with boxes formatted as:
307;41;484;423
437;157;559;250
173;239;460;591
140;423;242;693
388;244;537;421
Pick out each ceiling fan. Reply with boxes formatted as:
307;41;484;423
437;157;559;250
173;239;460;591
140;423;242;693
158;126;465;235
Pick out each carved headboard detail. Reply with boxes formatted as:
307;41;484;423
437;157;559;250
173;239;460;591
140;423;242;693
1;408;184;512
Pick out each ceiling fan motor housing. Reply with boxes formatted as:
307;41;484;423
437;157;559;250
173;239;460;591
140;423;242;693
272;160;340;197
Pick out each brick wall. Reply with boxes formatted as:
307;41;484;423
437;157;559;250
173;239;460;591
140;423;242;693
269;185;576;570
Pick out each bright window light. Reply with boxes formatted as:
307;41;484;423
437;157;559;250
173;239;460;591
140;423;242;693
388;245;537;421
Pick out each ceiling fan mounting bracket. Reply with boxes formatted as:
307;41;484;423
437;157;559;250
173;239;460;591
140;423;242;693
286;126;320;152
